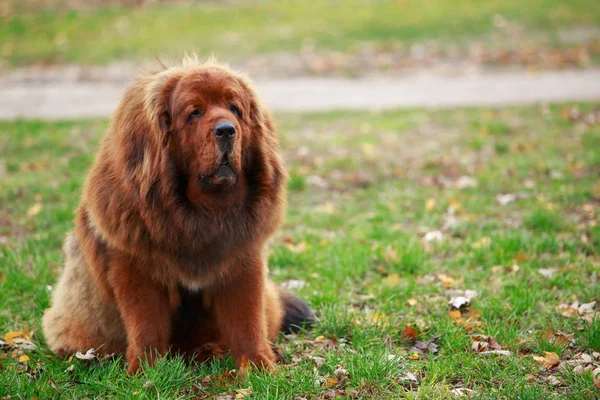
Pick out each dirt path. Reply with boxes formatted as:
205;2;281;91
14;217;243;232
1;67;599;120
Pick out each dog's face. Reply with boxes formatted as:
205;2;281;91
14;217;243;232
161;67;256;202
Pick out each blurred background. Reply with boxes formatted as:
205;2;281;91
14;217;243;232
2;0;599;75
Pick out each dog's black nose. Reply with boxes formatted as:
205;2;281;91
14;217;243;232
213;121;236;138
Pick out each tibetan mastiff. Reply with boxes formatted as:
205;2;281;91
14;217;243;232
43;56;314;374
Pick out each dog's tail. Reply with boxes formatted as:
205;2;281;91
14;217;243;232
279;290;316;334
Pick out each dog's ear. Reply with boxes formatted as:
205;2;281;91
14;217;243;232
238;76;287;190
144;70;181;140
158;111;171;137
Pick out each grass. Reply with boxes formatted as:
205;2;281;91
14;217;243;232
1;103;600;398
2;0;600;66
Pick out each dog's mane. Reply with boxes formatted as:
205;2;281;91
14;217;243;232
81;55;286;272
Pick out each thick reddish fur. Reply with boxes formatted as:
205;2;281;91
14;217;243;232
43;56;296;374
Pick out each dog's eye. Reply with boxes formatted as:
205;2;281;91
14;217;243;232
188;109;202;121
228;103;240;117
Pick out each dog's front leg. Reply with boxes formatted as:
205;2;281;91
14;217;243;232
108;254;174;374
209;256;275;371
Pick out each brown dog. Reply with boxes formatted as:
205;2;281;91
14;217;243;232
42;56;314;374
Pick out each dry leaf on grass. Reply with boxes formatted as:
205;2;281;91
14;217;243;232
470;335;504;353
27;203;43;218
403;325;418;341
538;268;558;278
437;273;462;289
448;296;471;309
235;387;253;399
556;300;597;323
451;388;474;397
533;352;561;369
383;273;402;288
285;241;308;253
593;367;600;389
423;230;443;242
280;279;306;290
409;333;441;355
542;330;574;348
75;348;97;361
496;193;517;205
383;246;399;263
406;298;418;307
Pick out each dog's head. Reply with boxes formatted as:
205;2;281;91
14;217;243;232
130;57;281;207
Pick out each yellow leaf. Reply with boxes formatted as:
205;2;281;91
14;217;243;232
543;351;560;368
448;310;462;320
425;198;436;211
132;391;140;395
319;202;337;215
408;353;420;360
285;241;307;253
448;198;462;212
533;352;560;368
406;298;418;307
472;237;491;249
18;355;29;363
383;246;398;263
360;143;375;158
383;273;401;288
23;325;33;340
437;273;460;289
27;203;43;218
325;378;338;387
4;331;23;344
235;387;253;399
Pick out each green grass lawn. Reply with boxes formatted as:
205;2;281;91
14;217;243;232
2;0;600;67
1;103;600;398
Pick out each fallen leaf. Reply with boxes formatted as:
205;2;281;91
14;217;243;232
311;356;325;368
451;388;474;397
12;338;36;351
533;351;560;369
408;353;420;360
448;296;471;310
479;350;512;356
27;203;43;218
383;273;401;287
545;375;561;386
18;355;29;363
235;387;253;399
438;273;461;289
403;325;418;341
496;193;517;205
334;366;349;381
4;331;24;344
448;310;462;320
75;348;97;361
454;176;478;189
318;202;337;214
383;246;399;263
593;367;600;389
470;335;502;353
538;268;558;278
425;198;436;211
406;298;418;307
410;333;441;355
285;241;307;253
423;230;443;242
280;279;306;290
472;237;491;249
325;378;338;388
